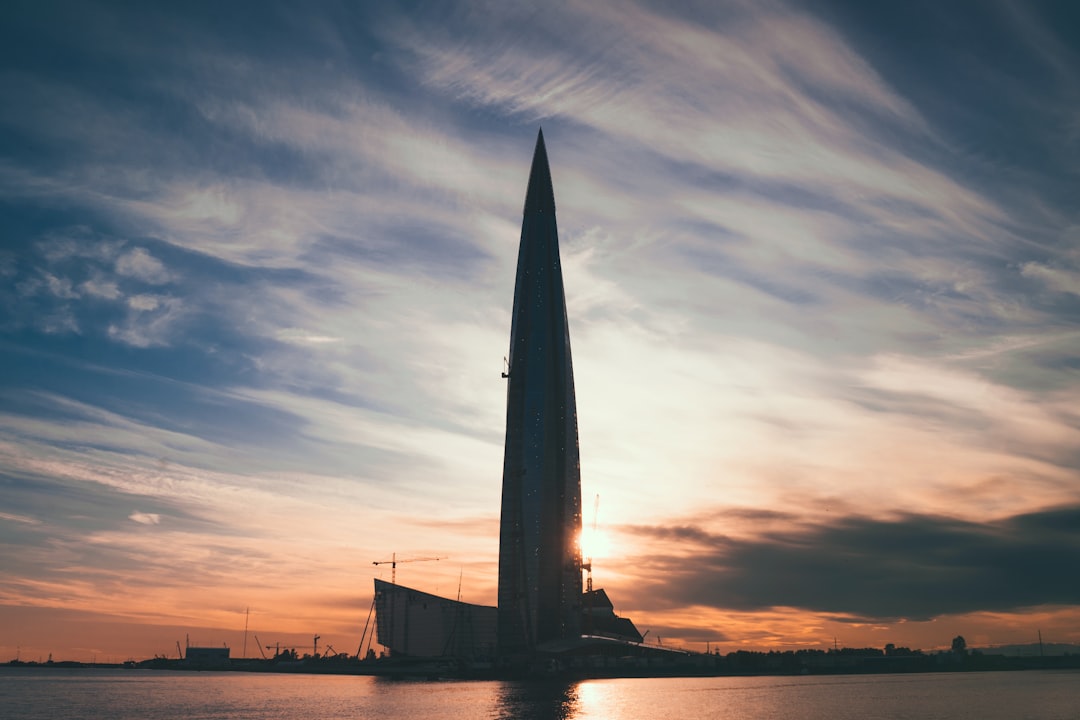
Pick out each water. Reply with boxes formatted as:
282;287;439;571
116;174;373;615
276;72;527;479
1;668;1077;720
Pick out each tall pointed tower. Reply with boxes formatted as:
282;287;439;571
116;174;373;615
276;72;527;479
497;129;583;658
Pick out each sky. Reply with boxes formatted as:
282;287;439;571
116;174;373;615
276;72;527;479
2;0;1079;663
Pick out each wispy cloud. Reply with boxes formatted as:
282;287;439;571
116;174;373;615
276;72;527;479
115;247;171;284
1;0;1078;659
0;512;42;526
128;511;161;525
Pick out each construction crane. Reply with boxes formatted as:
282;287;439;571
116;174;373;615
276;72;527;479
583;494;599;593
372;553;445;585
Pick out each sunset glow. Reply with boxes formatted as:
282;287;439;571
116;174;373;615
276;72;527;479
1;1;1079;663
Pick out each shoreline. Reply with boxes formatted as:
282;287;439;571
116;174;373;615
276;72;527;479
7;652;1079;680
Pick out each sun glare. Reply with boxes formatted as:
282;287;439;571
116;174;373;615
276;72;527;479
580;526;612;561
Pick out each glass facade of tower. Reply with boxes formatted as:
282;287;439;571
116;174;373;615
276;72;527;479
497;130;583;659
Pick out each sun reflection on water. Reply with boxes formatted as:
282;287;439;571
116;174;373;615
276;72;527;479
492;680;579;720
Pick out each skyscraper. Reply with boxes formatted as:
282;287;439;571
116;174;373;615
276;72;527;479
370;131;641;665
497;129;583;658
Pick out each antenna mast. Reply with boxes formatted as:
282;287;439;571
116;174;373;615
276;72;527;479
242;607;249;658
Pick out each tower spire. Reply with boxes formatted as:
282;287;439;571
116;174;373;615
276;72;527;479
497;130;582;661
523;128;556;215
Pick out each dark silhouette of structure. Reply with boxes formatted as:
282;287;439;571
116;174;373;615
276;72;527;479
373;579;496;660
497;129;584;659
372;131;643;665
582;589;644;643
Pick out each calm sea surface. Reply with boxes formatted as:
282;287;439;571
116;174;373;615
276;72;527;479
1;667;1077;720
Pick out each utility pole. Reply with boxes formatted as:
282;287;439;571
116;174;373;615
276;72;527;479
242;607;249;658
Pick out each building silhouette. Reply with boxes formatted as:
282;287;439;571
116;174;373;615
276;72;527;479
497;128;584;659
373;578;496;660
373;131;642;664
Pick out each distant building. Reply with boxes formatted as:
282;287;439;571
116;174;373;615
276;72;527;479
373;580;641;660
184;646;229;668
374;578;496;660
582;589;643;643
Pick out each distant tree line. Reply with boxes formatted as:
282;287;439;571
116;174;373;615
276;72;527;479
704;639;1079;675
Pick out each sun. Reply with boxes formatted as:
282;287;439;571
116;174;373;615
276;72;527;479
579;525;612;561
